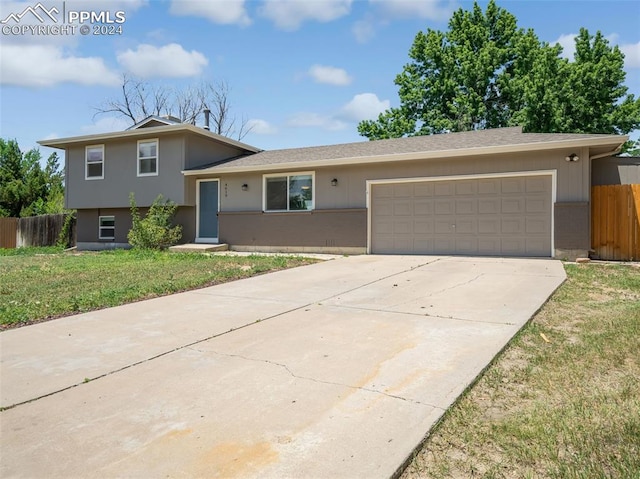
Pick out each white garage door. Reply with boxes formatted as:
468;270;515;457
370;174;552;257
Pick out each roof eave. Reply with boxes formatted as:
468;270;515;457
38;124;261;153
182;135;628;176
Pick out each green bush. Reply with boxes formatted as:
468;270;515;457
127;193;182;249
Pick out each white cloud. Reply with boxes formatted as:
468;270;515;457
81;116;132;135
554;33;576;60
620;41;640;68
340;93;389;121
287;112;347;131
246;119;277;135
169;0;250;26
117;43;208;78
352;15;376;44
259;0;352;31
370;0;453;20
0;44;119;87
554;33;640;69
308;65;352;86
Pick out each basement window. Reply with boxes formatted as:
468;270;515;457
85;145;104;180
99;216;115;240
263;173;314;211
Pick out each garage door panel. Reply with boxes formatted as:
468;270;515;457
435;200;454;215
456;199;477;214
526;197;548;213
371;175;551;257
455;181;477;196
434;183;454;196
414;183;434;197
373;184;394;198
501;198;525;214
478;179;500;195
393;200;412;216
434;237;455;252
393;184;413;198
414;220;434;234
479;199;500;214
456;237;478;254
478;218;499;234
435;220;454;234
454;218;477;234
526;218;548;234
413;237;435;252
526;177;548;193
393;219;412;234
414;200;434;216
501;237;526;254
501;178;525;194
501;218;525;234
478;237;501;255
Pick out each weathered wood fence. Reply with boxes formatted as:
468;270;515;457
591;185;640;261
0;213;76;249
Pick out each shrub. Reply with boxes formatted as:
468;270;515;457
127;193;182;249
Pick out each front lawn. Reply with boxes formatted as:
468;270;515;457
0;248;316;329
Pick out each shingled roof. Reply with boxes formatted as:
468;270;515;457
183;126;626;175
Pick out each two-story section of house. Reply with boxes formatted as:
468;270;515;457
39;116;261;250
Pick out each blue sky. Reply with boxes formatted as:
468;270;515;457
1;0;639;164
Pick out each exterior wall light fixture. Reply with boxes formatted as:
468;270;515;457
331;178;338;186
241;183;248;191
565;153;580;162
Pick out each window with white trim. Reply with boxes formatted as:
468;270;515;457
264;173;314;211
85;145;104;180
137;139;158;176
99;216;115;240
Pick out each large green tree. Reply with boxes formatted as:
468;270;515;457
358;0;640;146
0;139;64;217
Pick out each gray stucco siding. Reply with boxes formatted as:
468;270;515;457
66;134;188;209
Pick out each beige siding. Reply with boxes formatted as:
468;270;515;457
214;148;591;213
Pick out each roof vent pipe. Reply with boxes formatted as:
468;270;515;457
203;109;211;130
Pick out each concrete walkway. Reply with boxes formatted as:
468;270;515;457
0;255;565;478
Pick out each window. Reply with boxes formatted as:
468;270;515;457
99;216;115;240
264;173;314;211
137;139;158;176
85;145;104;180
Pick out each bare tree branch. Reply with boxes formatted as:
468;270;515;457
93;75;251;140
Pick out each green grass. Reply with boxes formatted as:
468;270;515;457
403;263;640;479
0;248;316;329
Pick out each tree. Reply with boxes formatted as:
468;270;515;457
358;0;640;149
94;75;252;140
0;139;64;217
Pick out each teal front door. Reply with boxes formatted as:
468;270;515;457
197;179;219;242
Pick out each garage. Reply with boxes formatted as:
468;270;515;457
369;173;554;257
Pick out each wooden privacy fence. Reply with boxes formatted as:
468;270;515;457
0;217;18;248
591;185;640;261
0;213;76;249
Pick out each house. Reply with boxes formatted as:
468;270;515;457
592;156;640;186
39;121;626;260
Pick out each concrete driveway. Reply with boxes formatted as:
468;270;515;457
0;255;565;478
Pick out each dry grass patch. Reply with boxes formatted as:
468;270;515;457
402;263;640;479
